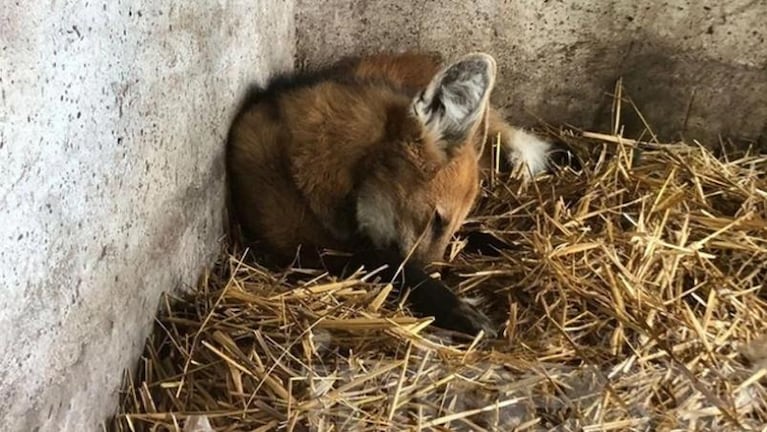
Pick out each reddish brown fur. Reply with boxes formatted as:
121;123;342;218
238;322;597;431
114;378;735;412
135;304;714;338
227;51;517;266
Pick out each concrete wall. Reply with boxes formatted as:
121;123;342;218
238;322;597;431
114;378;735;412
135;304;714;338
296;0;767;147
0;1;294;431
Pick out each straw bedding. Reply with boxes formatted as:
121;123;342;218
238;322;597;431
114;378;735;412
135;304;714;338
110;90;767;431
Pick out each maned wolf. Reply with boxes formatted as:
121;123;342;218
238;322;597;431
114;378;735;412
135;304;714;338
226;51;560;337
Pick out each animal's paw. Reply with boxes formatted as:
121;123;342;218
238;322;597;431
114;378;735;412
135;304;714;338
440;299;497;339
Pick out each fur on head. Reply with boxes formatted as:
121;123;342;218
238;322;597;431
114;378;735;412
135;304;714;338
355;53;497;265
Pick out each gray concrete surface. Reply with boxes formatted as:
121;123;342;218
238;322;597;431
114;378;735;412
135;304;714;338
296;0;767;147
0;1;294;430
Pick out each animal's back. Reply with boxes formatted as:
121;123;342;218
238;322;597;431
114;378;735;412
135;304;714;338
341;51;443;93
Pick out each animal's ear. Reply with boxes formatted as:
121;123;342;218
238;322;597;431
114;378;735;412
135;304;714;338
412;53;496;158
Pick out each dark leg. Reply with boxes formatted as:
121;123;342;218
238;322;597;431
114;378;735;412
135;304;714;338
320;248;496;338
459;230;512;256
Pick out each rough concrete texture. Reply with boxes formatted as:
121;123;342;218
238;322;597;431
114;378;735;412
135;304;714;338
0;1;294;430
296;0;767;146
